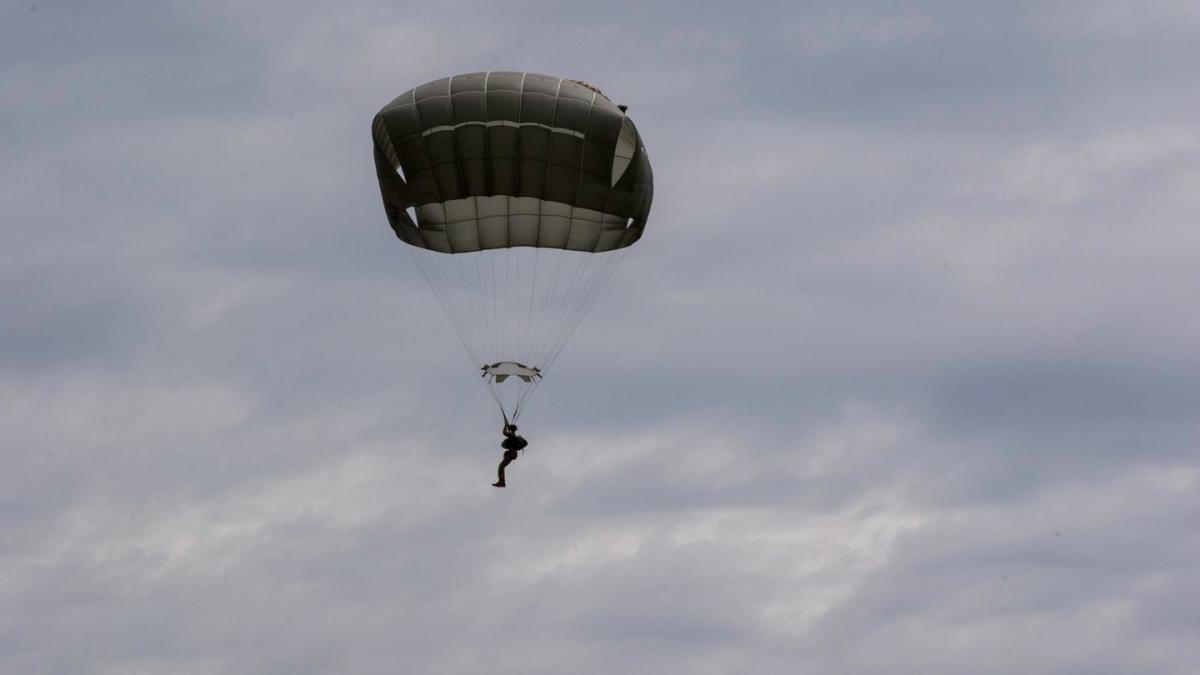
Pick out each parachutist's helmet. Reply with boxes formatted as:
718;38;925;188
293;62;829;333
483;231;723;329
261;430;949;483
504;424;518;435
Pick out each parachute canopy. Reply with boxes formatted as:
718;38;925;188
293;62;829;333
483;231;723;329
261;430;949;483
371;72;652;254
372;72;653;423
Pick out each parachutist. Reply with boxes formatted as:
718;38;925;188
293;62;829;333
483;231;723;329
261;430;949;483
492;424;528;488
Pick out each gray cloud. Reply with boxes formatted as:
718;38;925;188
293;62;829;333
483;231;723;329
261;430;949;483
3;1;1199;673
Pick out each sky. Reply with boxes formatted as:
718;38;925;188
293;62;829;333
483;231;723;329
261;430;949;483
3;1;1200;673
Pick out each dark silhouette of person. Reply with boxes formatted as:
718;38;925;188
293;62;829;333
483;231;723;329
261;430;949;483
492;424;527;488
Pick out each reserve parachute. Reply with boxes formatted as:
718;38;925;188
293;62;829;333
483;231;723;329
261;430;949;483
371;72;653;423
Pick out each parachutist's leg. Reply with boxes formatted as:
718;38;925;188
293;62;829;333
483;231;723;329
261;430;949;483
493;457;511;487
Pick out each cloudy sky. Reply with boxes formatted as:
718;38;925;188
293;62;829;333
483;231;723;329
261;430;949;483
4;1;1200;673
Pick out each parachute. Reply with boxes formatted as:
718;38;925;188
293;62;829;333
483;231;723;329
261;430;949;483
371;72;653;423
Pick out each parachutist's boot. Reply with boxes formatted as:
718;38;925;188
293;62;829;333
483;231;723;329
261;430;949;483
492;480;506;488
